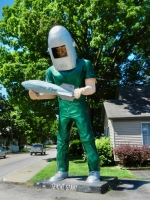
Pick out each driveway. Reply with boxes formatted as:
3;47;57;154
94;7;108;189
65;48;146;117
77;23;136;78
0;179;150;200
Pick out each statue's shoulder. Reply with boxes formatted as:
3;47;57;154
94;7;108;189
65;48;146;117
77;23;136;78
83;59;92;65
78;58;91;64
46;65;54;72
77;58;92;67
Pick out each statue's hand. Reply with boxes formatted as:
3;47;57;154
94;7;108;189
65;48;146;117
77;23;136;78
29;90;40;100
74;88;83;99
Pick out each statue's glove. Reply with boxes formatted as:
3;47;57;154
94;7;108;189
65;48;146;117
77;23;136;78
74;88;84;99
74;85;95;99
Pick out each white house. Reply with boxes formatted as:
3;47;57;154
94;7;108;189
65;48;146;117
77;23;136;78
102;85;150;160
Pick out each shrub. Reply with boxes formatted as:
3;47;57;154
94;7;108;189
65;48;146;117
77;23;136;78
45;144;51;148
69;139;84;156
82;137;114;166
113;144;150;167
20;148;30;153
95;137;114;166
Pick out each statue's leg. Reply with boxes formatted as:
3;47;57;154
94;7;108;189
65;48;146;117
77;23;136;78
49;100;72;182
57;118;73;172
72;100;100;183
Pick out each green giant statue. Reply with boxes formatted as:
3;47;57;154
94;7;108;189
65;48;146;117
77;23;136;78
29;25;100;183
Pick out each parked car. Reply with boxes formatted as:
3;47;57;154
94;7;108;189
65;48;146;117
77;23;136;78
30;144;46;155
0;147;6;158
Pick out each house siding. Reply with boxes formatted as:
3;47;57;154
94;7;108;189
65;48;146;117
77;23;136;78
113;119;144;148
108;119;115;148
104;114;108;136
104;115;115;148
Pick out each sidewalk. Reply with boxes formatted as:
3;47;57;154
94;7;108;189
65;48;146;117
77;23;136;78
3;149;150;184
129;169;150;179
1;150;150;199
2;147;118;194
3;148;57;183
3;159;50;183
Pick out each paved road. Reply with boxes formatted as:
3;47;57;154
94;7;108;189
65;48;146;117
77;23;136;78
0;179;150;200
1;148;150;199
0;149;56;181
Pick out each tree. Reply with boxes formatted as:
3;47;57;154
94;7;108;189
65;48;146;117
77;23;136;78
0;0;150;135
49;119;58;144
0;95;12;140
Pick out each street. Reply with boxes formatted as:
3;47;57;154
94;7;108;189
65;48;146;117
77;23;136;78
0;149;150;199
0;179;150;200
0;149;55;181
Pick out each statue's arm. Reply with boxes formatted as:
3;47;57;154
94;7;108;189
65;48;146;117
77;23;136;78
29;90;56;100
74;78;96;99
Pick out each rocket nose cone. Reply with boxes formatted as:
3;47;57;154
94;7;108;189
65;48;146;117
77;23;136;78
21;81;28;86
21;81;25;86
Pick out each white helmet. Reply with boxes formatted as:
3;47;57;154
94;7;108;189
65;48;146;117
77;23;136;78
48;25;77;71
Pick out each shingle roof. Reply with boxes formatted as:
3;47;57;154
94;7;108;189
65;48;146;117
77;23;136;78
116;85;150;101
103;85;150;119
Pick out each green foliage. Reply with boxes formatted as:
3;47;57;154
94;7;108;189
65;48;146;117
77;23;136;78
69;139;84;156
20;147;30;152
49;119;58;144
0;95;12;140
30;159;136;184
82;137;114;166
70;124;80;141
1;0;150;141
44;144;51;148
113;144;150;167
95;137;114;166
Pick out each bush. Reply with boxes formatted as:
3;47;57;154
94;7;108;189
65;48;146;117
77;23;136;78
69;139;84;156
20;148;30;153
95;137;114;166
113;144;150;167
82;137;114;166
45;144;51;148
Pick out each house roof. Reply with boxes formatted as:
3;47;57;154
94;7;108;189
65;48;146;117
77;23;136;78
116;85;150;101
103;85;150;119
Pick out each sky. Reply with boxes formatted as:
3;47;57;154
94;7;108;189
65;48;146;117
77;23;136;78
0;0;14;18
0;0;14;96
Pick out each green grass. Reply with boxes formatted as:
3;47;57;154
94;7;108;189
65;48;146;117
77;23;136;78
29;157;136;183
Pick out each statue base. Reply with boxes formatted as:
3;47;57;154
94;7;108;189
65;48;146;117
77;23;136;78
34;176;118;194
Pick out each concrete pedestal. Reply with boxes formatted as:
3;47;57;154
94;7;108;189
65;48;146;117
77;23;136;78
34;176;118;194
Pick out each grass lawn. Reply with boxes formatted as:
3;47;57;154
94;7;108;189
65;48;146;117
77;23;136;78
30;156;136;184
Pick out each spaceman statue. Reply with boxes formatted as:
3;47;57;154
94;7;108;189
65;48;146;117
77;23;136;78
29;25;100;183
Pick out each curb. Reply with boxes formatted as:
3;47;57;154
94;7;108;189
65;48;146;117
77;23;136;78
3;158;54;183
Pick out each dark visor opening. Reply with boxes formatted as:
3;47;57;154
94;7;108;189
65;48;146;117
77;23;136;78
52;45;68;58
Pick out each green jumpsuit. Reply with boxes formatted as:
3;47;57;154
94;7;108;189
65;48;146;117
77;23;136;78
46;58;100;172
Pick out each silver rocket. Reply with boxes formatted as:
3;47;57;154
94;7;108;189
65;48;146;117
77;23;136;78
21;80;74;101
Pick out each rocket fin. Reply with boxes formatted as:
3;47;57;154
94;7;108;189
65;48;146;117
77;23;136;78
60;83;74;92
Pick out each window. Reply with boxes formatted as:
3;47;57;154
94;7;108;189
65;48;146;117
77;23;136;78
141;123;150;145
33;144;42;148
